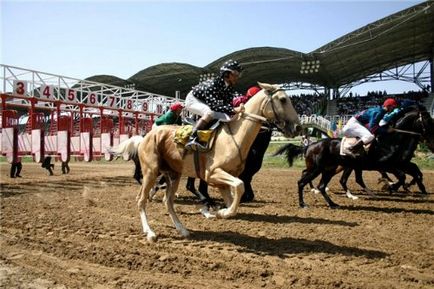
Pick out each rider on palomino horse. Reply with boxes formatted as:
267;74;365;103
184;59;244;151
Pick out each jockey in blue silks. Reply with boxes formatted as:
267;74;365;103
342;98;398;155
380;98;419;127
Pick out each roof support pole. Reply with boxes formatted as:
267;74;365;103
430;53;433;92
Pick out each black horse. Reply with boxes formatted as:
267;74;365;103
339;161;426;195
275;105;434;208
338;105;434;195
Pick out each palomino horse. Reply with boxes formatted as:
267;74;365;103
135;83;301;241
275;104;434;208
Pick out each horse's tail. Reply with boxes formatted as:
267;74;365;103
273;143;304;167
108;135;144;158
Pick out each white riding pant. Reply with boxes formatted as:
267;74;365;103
185;91;232;122
342;117;374;144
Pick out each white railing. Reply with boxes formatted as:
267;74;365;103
300;115;332;132
1;64;182;117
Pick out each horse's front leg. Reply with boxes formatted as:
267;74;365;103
298;169;321;208
318;171;339;209
137;170;158;242
404;162;427;194
339;167;358;200
208;168;243;219
163;173;190;238
388;168;406;193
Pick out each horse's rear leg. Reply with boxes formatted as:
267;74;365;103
137;170;158;242
133;156;142;184
163;174;190;238
388;169;406;193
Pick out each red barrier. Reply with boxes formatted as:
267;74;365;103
80;117;93;161
1;110;18;163
58;115;72;132
2;110;18;128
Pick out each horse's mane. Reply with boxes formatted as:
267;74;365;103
395;105;428;129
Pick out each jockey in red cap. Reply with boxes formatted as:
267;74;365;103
154;102;184;127
232;86;261;107
342;97;398;156
170;102;183;112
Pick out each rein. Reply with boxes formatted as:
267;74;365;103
239;88;285;125
392;128;421;136
240;111;267;123
395;109;427;137
226;88;284;165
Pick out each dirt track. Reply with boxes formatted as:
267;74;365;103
1;162;433;289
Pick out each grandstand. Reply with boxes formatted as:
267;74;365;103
80;1;433;132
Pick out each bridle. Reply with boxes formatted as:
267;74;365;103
396;108;427;137
229;88;289;164
240;88;288;131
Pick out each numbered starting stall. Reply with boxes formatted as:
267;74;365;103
0;64;181;165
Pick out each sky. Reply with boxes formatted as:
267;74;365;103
0;0;428;95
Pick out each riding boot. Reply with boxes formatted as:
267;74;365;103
47;167;54;176
186;177;197;195
348;139;364;156
15;162;22;177
10;163;17;178
185;118;209;151
378;145;396;163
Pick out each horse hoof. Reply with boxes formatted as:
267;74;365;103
310;189;320;194
329;203;340;209
299;204;308;209
147;233;158;243
200;207;216;219
178;228;190;238
347;194;359;200
216;208;232;219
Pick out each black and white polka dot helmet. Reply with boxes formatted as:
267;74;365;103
220;59;243;74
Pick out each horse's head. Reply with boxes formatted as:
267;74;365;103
395;106;434;152
256;82;302;137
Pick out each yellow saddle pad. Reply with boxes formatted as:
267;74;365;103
197;130;213;143
174;125;193;145
174;125;213;146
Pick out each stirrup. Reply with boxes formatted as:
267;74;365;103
185;138;198;151
185;137;207;151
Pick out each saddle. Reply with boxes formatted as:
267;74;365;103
340;137;371;157
174;118;221;152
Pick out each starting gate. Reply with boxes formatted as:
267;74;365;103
0;64;182;164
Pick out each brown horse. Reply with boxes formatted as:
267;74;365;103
135;83;301;241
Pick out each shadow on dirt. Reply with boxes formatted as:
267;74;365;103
340;205;433;215
191;230;387;259
235;212;358;227
332;191;433;203
362;195;434;204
